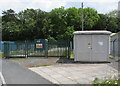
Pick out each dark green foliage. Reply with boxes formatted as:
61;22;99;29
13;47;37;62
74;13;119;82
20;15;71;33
92;10;120;33
93;77;119;86
1;7;119;41
92;14;108;30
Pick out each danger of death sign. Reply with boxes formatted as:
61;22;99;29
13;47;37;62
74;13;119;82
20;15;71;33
36;44;43;48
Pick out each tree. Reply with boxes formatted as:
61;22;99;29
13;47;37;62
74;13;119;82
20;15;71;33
49;7;67;40
33;9;52;39
106;17;118;33
49;7;99;40
2;9;19;41
106;10;119;33
92;10;120;33
62;26;74;40
92;14;108;30
16;9;50;40
82;8;99;30
65;7;80;30
106;10;119;18
2;9;17;22
1;7;101;41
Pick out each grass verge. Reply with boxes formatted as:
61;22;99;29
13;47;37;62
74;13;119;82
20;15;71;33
70;51;74;59
93;77;119;85
0;52;4;58
27;64;54;68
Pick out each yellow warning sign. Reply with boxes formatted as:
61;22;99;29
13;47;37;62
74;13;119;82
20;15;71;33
88;43;91;45
36;44;43;48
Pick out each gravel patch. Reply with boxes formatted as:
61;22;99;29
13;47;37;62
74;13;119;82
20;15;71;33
9;57;59;68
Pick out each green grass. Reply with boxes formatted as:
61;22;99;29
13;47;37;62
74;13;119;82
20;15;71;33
0;52;4;58
93;77;119;85
9;50;68;57
70;51;74;59
109;56;120;60
10;50;25;55
9;57;47;60
28;64;54;68
9;57;26;61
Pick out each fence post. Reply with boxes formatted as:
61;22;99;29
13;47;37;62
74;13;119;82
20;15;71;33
67;40;70;59
45;39;48;58
25;40;28;58
4;42;10;58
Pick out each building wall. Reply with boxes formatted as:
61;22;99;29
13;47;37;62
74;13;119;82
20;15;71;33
110;32;120;57
118;32;120;57
110;34;118;57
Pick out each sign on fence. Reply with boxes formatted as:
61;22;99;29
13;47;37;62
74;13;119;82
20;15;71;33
36;44;43;48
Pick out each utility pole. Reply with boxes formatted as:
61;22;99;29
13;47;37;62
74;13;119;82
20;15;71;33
81;2;84;31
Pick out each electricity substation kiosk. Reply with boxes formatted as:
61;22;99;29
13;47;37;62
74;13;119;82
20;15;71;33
73;31;111;62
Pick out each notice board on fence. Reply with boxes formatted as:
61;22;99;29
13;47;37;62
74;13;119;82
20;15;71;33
36;44;43;48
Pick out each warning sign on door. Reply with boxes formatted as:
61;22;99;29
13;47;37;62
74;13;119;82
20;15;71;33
36;44;43;48
88;43;91;45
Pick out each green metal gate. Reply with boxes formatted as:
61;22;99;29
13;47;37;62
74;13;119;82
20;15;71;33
3;39;70;58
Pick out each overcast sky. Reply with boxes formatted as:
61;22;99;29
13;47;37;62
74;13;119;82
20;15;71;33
0;0;119;15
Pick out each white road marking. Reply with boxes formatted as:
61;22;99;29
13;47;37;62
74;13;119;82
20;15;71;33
0;72;6;84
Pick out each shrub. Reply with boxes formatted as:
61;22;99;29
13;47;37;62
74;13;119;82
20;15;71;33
93;77;119;86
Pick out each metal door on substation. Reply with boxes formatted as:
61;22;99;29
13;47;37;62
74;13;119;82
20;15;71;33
76;35;108;61
76;35;92;61
92;35;108;61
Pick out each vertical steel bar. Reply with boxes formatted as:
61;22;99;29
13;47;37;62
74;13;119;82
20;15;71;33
81;2;84;31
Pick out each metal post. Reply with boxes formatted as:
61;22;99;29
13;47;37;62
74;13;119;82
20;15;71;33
25;40;28;58
67;40;70;59
81;2;84;31
105;17;108;30
4;42;10;58
45;39;48;58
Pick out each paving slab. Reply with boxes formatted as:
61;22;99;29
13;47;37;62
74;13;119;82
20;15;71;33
29;64;119;84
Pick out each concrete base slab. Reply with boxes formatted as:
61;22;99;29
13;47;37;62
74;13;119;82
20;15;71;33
29;64;118;84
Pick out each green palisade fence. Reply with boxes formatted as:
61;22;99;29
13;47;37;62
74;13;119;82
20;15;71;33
3;39;71;58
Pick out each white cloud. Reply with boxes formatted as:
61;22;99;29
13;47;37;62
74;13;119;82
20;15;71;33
84;1;118;14
0;0;25;13
26;0;67;11
84;0;119;2
0;0;67;14
51;0;119;2
0;0;119;15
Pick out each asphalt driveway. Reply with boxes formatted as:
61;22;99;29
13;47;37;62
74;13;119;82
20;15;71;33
1;59;54;84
